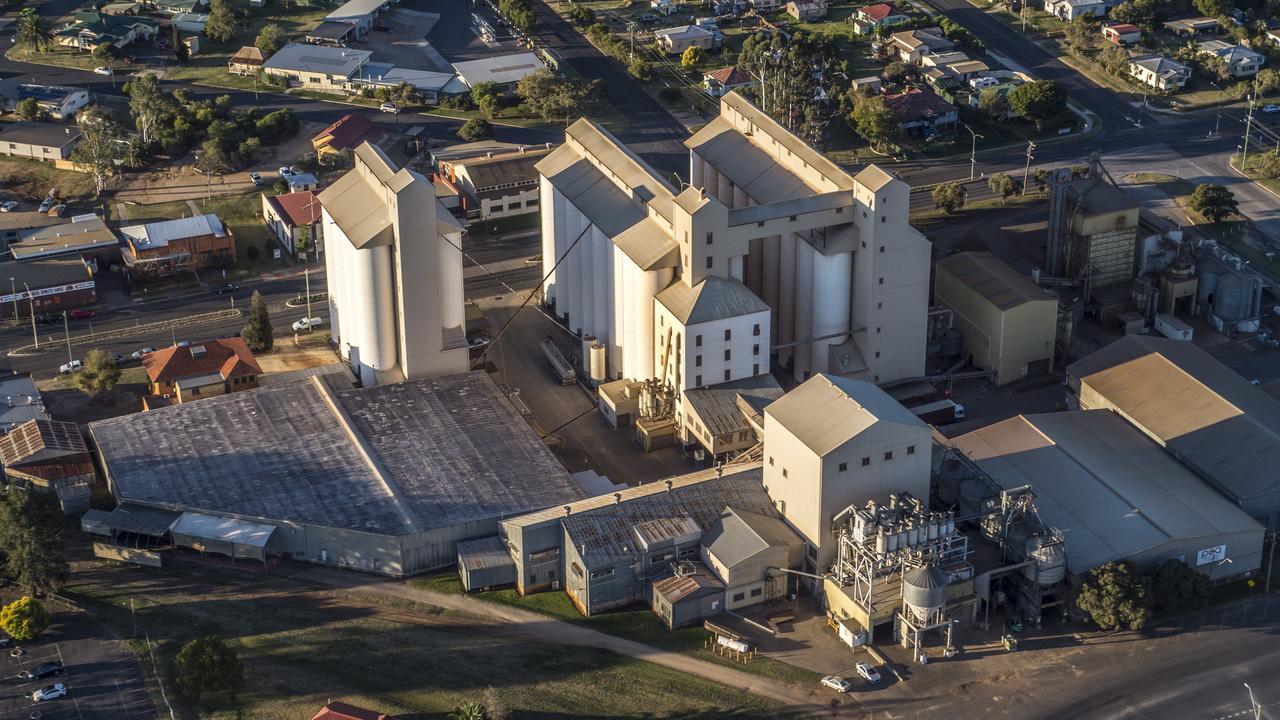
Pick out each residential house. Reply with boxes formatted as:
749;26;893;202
945;59;991;82
703;66;754;97
312;113;379;159
351;64;463;104
285;173;320;192
750;0;783;10
435;145;552;221
1102;23;1141;45
1163;17;1220;37
261;44;374;94
0;122;81;162
119;214;236;278
312;701;389;720
1128;54;1191;90
1198;40;1264;78
0;81;92;120
262;191;322;257
786;0;828;20
101;1;143;15
654;25;717;55
888;27;955;63
147;0;208;14
142;338;262;406
852;3;911;35
884;87;958;135
228;46;266;76
172;12;208;33
1046;0;1106;20
56;11;157;51
967;79;1021;119
452;52;547;91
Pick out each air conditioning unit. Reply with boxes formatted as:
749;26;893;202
552;580;561;590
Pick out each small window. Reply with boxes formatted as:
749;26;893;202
695;374;702;386
876;327;881;334
757;220;765;227
875;351;881;358
838;462;847;472
884;451;893;461
880;246;885;253
724;349;731;361
706;255;714;269
877;302;883;309
907;445;916;455
750;588;763;597
753;323;761;336
724;328;732;341
789;215;797;222
706;232;714;245
769;456;774;466
861;457;870;467
724;369;731;381
881;216;886;223
753;344;760;356
878;277;884;285
753;363;759;374
696;335;703;347
733;592;746;602
835;206;843;214
695;355;702;367
782;468;788;477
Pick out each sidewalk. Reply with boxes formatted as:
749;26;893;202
285;564;858;717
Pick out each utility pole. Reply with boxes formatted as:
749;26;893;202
1241;96;1256;172
62;311;72;364
1020;140;1036;196
1244;683;1261;720
24;283;37;349
1266;529;1277;594
8;278;16;325
304;266;312;330
963;124;983;181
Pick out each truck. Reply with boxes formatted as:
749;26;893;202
1154;313;1193;341
540;338;577;385
909;399;965;425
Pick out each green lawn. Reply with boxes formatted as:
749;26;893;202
1232;153;1280;197
910;190;1048;226
410;572;822;686
64;562;781;720
164;3;333;90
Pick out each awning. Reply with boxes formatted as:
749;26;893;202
171;512;275;548
103;503;182;536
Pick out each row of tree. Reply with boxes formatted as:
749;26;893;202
1075;559;1211;631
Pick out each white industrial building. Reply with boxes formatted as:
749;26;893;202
538;92;931;449
319;143;469;385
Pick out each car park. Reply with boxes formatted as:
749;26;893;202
0;201;17;212
32;683;67;702
58;360;82;374
69;308;95;320
821;675;852;692
855;661;881;684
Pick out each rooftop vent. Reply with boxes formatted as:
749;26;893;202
190;345;207;359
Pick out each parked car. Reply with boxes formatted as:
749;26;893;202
93;65;112;75
249;172;263;186
278;166;294;177
821;675;852;693
380;102;399;114
58;360;82;374
0;634;12;648
32;683;67;702
638;12;660;22
37;197;54;213
292;316;323;332
48;204;67;217
855;662;881;684
31;661;65;679
175;340;190;347
69;308;95;320
131;347;156;360
36;313;60;326
0;201;17;212
211;282;238;295
114;353;128;366
1264;104;1280;114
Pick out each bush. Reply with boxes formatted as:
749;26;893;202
458;117;493;141
1074;560;1152;631
0;597;50;641
658;86;683;104
175;636;243;703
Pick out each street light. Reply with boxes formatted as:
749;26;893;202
23;282;37;349
1244;683;1261;720
962;123;983;181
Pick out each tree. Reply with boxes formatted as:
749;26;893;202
296;224;313;260
1189;183;1237;222
254;108;299;143
449;703;489;720
175;636;244;702
657;86;682;104
497;0;535;32
457;117;493;141
15;97;41;121
931;182;967;214
1074;560;1152;631
1255;68;1280;97
173;23;189;63
240;290;274;352
204;0;242;43
568;4;595;25
516;69;600;123
1148;559;1209;615
75;349;122;400
1007;80;1067;128
0;490;69;595
1255;153;1280;180
0;597;50;642
1064;16;1095;50
92;42;115;62
70;110;125;197
882;60;912;83
255;23;285;54
849;93;899;151
680;45;704;70
1200;55;1230;84
16;8;53;54
737;30;842;146
988;173;1017;204
1192;0;1231;18
978;87;1007;118
1098;43;1130;74
126;74;173;146
471;81;502;119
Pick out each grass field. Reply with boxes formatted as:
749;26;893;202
1231;153;1280;197
410;572;822;686
164;4;333;90
65;561;782;720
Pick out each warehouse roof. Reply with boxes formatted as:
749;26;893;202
452;52;545;87
684;373;783;439
0;418;85;466
951;411;1262;574
0;373;45;431
101;503;182;537
1068;335;1280;505
766;374;926;456
13;216;117;259
326;0;391;20
702;507;801;569
656;275;769;326
0;257;92;290
652;563;724;603
937;251;1055;311
264;44;371;77
172;511;275;548
457;535;516;573
120;214;226;250
450;146;552;192
91;372;583;537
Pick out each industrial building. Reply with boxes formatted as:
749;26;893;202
0;373;47;433
539;92;930;454
950;411;1263;579
11;215;119;265
0;418;95;513
320;142;469;385
119;214;236;278
1067;335;1280;526
0;257;97;319
933;251;1059;386
433;145;552;221
89;371;584;576
1046;168;1138;293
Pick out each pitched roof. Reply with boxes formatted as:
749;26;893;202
266;191;321;228
452;146;552;191
704;66;752;87
0;121;82;149
311;702;389;720
120;214;226;250
1106;23;1140;33
230;45;265;65
655;24;715;40
451;52;545;86
263;43;371;77
655;275;769;326
702;506;801;568
766;374;927;456
313;113;377;151
1129;53;1190;77
142;338;262;384
858;3;902;20
0;418;86;466
936;251;1055;311
890;27;954;52
883;87;957;120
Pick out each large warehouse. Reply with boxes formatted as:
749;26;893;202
90;372;584;576
1067;335;1280;526
951;410;1263;579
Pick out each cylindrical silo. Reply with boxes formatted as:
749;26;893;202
777;233;796;367
902;565;948;622
809;250;852;376
581;335;597;373
763;235;780;346
550;186;569;318
611;246;627;378
717;174;733;207
437;233;464;331
1196;259;1220;308
732;185;749;210
351;244;396;374
793;239;815;382
1023;536;1067;587
590;342;606;381
690;154;705;190
704;164;720;199
540;180;557;307
563;203;583;331
580;218;596;335
729;255;744;282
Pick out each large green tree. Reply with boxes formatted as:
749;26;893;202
0;596;50;641
1074;560;1152;631
16;8;53;54
1189;182;1237;222
737;30;842;147
516;69;601;124
204;0;242;43
1148;559;1209;615
175;635;244;702
1008;80;1067;128
240;290;274;352
680;45;705;70
471;81;502;119
931;182;967;214
457;117;493;141
75;348;122;400
978;87;1007;119
255;23;285;54
988;173;1017;204
0;490;69;595
70;110;126;197
848;93;899;151
15;97;41;121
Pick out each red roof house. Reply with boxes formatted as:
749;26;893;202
141;338;263;406
884;87;959;135
858;2;902;20
262;190;324;257
311;702;390;720
703;66;754;97
312;113;378;157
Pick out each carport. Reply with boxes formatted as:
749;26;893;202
81;503;181;548
171;511;276;563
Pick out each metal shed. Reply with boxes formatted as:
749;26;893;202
171;511;276;562
457;536;517;591
651;563;725;629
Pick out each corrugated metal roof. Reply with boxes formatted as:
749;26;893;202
633;516;703;550
263;43;371;76
102;503;181;536
936;251;1054;311
951;411;1263;573
684;374;784;439
120;214;225;250
452;52;545;86
702;507;801;569
172;511;276;547
765;374;926;457
325;0;390;19
457;535;516;573
1069;336;1280;504
0;418;85;466
652;562;724;603
655;275;769;325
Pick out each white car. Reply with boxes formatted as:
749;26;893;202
292;317;324;332
32;683;67;702
131;347;156;360
249;172;263;186
820;675;852;693
38;197;54;213
58;360;82;374
93;66;112;76
380;102;399;114
278;166;294;177
0;201;16;212
855;661;882;684
1263;104;1280;114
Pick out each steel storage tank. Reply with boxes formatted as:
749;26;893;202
589;343;606;381
942;328;963;359
1196;259;1220;306
902;565;948;615
581;336;597;370
1022;536;1067;586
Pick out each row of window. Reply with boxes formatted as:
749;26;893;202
694;363;759;387
694;344;761;367
731;587;764;602
767;445;916;474
691;325;761;346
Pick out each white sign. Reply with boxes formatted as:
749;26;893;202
1196;544;1227;566
0;280;95;304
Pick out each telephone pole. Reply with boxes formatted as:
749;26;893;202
1020;140;1036;196
1240;96;1256;172
963;124;983;181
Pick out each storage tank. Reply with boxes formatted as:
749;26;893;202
438;234;464;331
589;342;606;381
1196;258;1220;307
941;327;963;359
902;565;948;619
581;335;597;372
1214;271;1262;324
1023;536;1067;586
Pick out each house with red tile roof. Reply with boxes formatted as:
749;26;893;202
262;190;323;258
884;87;958;136
702;66;753;97
312;113;379;159
311;701;390;720
853;2;910;34
141;338;263;406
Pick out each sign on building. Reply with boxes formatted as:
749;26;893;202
1196;544;1227;566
